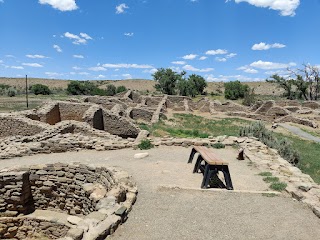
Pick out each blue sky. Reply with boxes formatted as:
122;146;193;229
0;0;319;81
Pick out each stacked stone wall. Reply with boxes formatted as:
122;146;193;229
129;108;153;122
103;111;140;138
0;116;46;138
38;103;61;125
59;102;90;122
0;218;69;239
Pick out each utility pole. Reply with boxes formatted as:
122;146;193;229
26;75;29;108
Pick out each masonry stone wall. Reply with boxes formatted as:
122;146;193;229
38;103;61;125
0;116;46;138
59;102;91;122
103;111;140;138
129;108;154;122
0;164;117;217
0;218;69;239
83;106;104;131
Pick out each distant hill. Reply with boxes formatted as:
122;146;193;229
0;77;282;96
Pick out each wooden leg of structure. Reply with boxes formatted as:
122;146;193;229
188;148;197;164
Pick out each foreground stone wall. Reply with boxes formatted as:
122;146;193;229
0;163;138;240
0;218;69;239
0;115;47;138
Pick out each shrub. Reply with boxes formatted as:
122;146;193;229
270;182;287;191
116;85;127;93
240;121;300;165
212;143;225;149
106;84;116;96
31;84;51;95
224;80;249;100
263;176;279;183
242;88;256;106
7;87;17;97
138;139;154;150
67;81;107;96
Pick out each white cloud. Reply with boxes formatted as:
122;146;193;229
143;68;158;74
124;32;134;37
252;42;286;50
199;56;208;61
122;73;132;79
182;54;198;60
205;74;262;82
116;3;129;14
26;54;48;59
22;63;43;68
96;74;106;79
72;66;81;70
216;57;227;62
64;32;93;45
79;72;89;75
5;55;15;58
244;68;259;74
45;72;63;77
39;0;78;11
172;61;186;65
206;49;228;55
89;66;107;71
73;55;84;59
53;44;62;52
11;66;24;70
182;65;214;73
226;53;237;58
250;60;296;69
80;33;92;40
0;60;3;63
102;63;153;69
229;0;300;16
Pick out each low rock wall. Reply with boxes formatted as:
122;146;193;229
0;115;47;138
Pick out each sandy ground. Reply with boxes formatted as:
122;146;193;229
2;146;320;240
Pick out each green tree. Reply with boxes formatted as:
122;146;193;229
224;81;249;100
67;81;85;95
106;84;116;96
188;74;207;95
116;85;127;93
31;84;51;95
67;81;107;96
266;75;296;99
153;68;185;95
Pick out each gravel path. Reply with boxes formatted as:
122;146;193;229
3;146;320;240
279;123;320;143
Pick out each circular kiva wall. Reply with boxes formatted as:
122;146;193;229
0;163;137;240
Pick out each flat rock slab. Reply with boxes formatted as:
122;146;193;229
134;153;149;159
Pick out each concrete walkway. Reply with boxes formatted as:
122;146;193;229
279;123;320;143
2;146;320;240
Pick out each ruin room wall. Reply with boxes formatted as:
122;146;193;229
0;116;46;138
59;102;91;122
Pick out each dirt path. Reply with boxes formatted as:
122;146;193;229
279;123;320;143
3;146;320;240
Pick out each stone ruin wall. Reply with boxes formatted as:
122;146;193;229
0;163;138;240
0;218;69;239
59;102;91;122
0;116;47;138
0;163;116;217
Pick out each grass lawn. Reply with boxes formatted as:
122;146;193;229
140;113;250;138
140;114;249;138
280;134;320;184
0;94;78;112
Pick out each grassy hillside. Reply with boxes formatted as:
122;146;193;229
0;77;282;96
